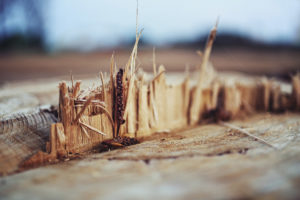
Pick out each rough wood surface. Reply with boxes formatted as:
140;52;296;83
2;25;299;174
1;113;300;200
1;25;300;199
1;66;299;174
30;70;296;166
0;108;57;175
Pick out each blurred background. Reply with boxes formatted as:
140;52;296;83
0;0;300;83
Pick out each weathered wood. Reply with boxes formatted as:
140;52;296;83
0;109;56;175
1;26;300;176
2;59;298;173
1;113;300;200
37;69;297;168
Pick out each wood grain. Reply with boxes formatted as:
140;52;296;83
1;113;300;199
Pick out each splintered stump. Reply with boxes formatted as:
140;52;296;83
3;24;298;172
1;22;300;200
1;71;300;175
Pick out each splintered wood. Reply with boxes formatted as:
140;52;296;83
22;66;300;168
1;27;300;175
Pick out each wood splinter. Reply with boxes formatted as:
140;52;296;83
79;121;106;136
219;121;278;149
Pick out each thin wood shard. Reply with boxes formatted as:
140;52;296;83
219;121;277;149
189;25;217;125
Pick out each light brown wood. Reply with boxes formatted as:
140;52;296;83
1;27;300;176
28;64;297;168
2;113;300;199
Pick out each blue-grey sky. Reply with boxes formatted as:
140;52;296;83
4;0;300;51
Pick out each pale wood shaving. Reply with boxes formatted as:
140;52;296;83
219;121;278;149
79;121;106;136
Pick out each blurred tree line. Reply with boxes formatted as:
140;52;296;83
0;0;47;52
